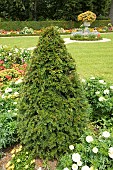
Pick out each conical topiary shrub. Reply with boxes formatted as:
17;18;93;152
17;26;90;160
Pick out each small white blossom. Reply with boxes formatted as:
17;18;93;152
63;168;69;170
8;110;11;112
14;92;19;95
9;53;12;56
86;136;93;143
95;91;100;95
98;96;106;102
92;147;98;153
99;80;104;84
2;94;5;98
5;88;12;93
69;145;74;150
102;131;110;138
13;102;17;105
108;147;113;158
90;77;95;80
81;165;90;170
38;167;42;170
72;164;78;170
81;79;86;83
104;89;109;95
72;153;81;162
110;86;113;90
17;158;21;162
77;161;82;166
15;79;23;84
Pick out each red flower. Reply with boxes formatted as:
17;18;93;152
0;60;4;64
0;66;5;70
5;75;12;80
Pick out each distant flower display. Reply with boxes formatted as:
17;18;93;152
78;11;96;23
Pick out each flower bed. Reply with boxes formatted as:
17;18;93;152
0;38;113;170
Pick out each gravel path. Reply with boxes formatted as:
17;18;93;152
27;37;111;50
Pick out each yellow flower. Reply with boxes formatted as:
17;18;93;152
10;149;15;154
78;11;96;23
7;164;15;170
6;161;11;168
12;154;15;158
17;158;21;162
30;159;35;164
25;165;29;169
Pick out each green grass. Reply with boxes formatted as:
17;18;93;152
0;33;113;83
66;33;113;83
0;36;39;48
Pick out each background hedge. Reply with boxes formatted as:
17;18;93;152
0;20;111;31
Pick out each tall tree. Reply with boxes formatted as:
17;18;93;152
109;0;113;24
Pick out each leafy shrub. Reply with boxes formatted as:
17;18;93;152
82;77;113;125
57;129;113;170
17;26;90;160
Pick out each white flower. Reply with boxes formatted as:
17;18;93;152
104;89;109;94
86;136;93;143
99;80;104;84
77;161;82;166
9;52;12;56
110;86;113;90
25;165;29;169
109;153;113;159
69;145;74;150
15;78;23;84
17;158;21;162
63;168;69;170
95;91;100;95
13;102;17;105
2;94;5;98
72;164;78;170
102;131;110;138
98;96;106;102
5;88;12;93
15;48;19;53
72;153;81;162
92;147;98;153
38;167;42;170
14;92;19;96
109;147;113;153
108;147;113;158
8;110;11;112
81;165;90;170
81;79;86;83
90;77;95;80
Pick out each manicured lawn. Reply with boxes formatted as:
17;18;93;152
0;36;39;48
0;33;113;83
66;33;113;83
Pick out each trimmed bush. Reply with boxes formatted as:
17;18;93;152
17;26;90;160
0;21;75;31
0;20;111;31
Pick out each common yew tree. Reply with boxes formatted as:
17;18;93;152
17;26;90;160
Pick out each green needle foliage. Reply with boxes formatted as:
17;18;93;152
17;26;90;160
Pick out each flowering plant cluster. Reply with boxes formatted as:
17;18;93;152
57;130;113;170
0;45;30;84
82;77;113;125
78;11;96;23
5;145;35;170
0;78;23;151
